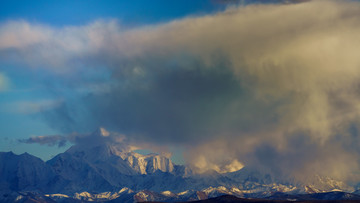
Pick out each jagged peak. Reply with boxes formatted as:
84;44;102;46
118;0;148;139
0;151;15;155
0;151;42;162
92;127;110;137
118;187;134;194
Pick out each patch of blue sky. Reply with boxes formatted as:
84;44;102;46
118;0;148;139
0;0;229;27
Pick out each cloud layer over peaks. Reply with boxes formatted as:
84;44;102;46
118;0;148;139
3;0;360;182
19;128;173;158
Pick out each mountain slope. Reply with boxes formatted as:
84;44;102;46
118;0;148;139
0;128;355;201
46;128;179;193
0;152;64;193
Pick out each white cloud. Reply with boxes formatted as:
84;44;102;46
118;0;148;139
0;20;52;49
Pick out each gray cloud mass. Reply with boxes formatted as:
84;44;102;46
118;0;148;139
19;135;68;148
3;0;360;183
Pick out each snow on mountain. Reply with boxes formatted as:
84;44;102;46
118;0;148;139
302;175;352;193
8;186;356;203
53;128;174;176
125;152;174;174
45;128;181;193
0;151;65;193
43;127;358;194
0;128;357;202
47;151;115;193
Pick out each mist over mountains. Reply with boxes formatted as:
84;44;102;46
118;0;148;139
1;128;358;202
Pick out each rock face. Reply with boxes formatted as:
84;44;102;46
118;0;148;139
125;152;174;174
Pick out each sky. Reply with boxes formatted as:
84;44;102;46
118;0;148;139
0;0;234;162
2;0;360;185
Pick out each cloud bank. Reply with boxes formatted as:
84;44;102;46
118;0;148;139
3;0;360;182
19;128;173;158
19;134;68;148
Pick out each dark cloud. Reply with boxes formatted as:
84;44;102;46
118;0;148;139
42;54;283;144
3;0;360;184
19;135;68;148
18;128;173;157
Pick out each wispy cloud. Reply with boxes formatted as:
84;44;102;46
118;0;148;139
19;134;68;147
1;99;63;114
0;72;10;92
19;128;172;157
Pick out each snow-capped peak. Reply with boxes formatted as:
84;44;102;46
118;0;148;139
93;127;110;137
49;128;175;177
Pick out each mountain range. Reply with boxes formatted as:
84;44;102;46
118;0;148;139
0;128;358;202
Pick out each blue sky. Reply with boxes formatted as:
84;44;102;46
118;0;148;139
0;0;234;162
0;0;228;26
0;0;277;162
